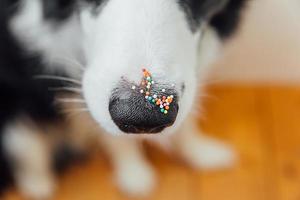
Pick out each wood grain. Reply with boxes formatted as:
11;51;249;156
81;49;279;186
4;85;300;200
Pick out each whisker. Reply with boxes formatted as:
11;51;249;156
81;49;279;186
62;108;90;117
63;108;89;113
34;75;82;85
197;79;226;88
197;93;219;101
54;57;86;72
57;98;86;103
49;87;82;93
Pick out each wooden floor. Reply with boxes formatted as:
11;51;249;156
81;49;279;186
4;85;300;200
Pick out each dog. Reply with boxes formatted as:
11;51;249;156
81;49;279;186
0;0;247;198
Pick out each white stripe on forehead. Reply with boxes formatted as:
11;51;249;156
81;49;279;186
10;0;83;78
81;0;198;73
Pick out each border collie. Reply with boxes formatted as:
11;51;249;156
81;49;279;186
0;0;247;198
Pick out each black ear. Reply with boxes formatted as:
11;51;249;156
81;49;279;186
180;0;247;38
210;0;247;39
43;0;76;21
180;0;229;24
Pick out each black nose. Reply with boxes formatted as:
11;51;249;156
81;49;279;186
109;83;179;134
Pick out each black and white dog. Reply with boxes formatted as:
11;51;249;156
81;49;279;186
0;0;247;198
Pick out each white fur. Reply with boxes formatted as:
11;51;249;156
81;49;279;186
10;0;84;78
3;120;55;199
172;117;236;170
81;0;201;135
99;134;156;196
197;26;222;76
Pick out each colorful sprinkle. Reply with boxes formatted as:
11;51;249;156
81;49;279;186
135;68;175;115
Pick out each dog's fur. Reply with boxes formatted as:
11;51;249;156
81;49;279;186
0;0;247;198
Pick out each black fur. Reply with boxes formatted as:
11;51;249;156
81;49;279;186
210;0;248;38
43;0;77;21
0;0;72;193
0;0;106;194
180;0;247;38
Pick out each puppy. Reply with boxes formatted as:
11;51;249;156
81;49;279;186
0;0;247;198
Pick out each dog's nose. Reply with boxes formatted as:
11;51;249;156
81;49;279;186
109;82;179;134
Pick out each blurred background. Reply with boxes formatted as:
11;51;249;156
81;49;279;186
212;0;300;84
4;0;300;199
